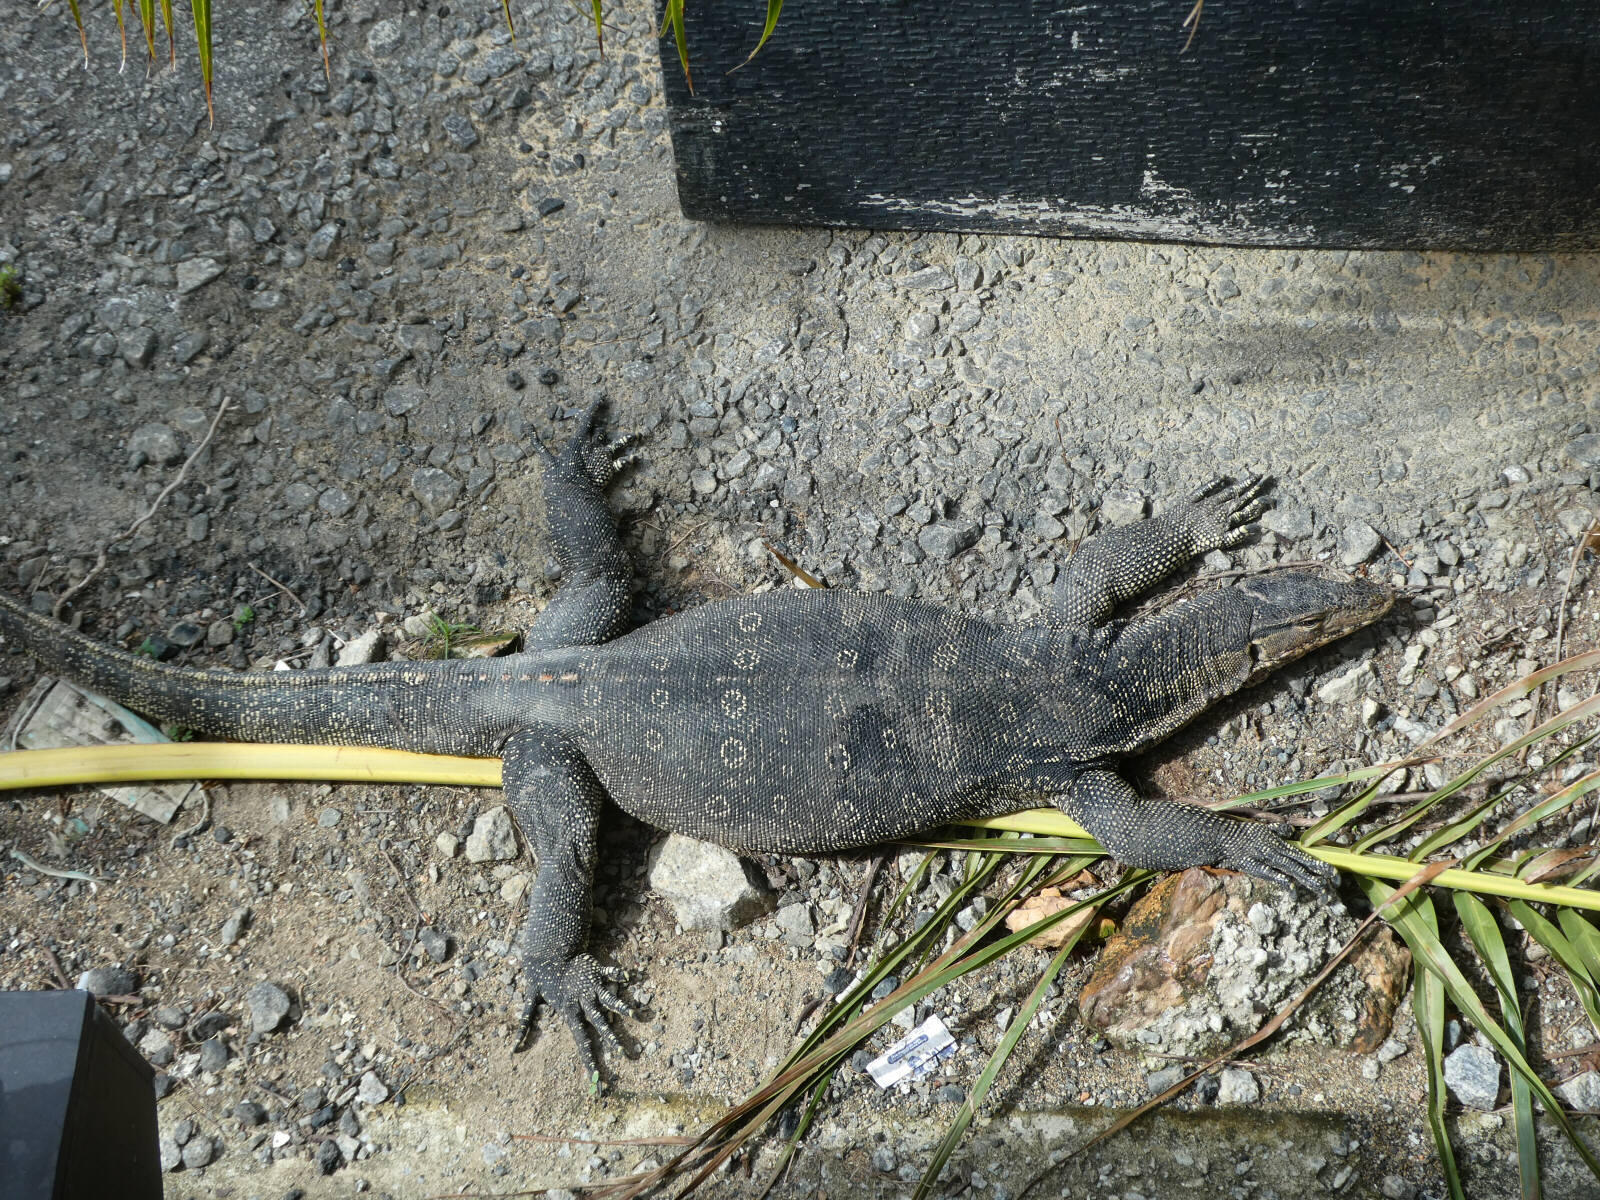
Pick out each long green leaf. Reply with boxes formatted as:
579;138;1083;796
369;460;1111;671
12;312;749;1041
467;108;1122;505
1466;765;1600;870
158;0;175;63
735;0;783;69
311;0;330;80
1420;735;1597;865
592;0;604;55
633;866;1141;1199
1357;696;1600;855
664;0;692;91
64;0;89;66
1368;880;1600;1178
1508;900;1600;1036
1301;766;1410;847
1413;959;1467;1200
137;0;157;62
1558;909;1600;983
913;894;1096;1200
111;0;129;67
1456;893;1539;1200
190;0;214;124
880;848;938;930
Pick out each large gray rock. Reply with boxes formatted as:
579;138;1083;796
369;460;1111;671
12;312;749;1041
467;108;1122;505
1216;1067;1260;1104
77;965;137;995
917;521;979;562
1443;1043;1500;1110
647;834;775;931
245;981;292;1034
465;806;519;862
1556;1069;1600;1113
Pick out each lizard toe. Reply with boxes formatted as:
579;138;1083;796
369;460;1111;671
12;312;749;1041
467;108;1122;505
514;953;632;1083
1223;822;1338;899
558;1004;604;1088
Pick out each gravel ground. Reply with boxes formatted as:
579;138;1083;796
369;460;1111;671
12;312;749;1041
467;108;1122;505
3;1;1600;1197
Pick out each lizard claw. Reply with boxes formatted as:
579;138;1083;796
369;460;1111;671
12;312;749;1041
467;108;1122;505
530;400;643;490
1219;820;1338;900
1182;473;1272;554
513;953;636;1087
561;398;642;489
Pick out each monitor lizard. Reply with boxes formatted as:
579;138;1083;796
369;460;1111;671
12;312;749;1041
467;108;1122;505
0;401;1394;1082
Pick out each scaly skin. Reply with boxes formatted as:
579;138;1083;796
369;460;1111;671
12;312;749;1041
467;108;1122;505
0;401;1394;1084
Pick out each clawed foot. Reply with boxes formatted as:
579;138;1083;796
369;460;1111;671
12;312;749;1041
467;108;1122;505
513;952;636;1088
1219;820;1339;900
1181;474;1272;553
535;398;642;490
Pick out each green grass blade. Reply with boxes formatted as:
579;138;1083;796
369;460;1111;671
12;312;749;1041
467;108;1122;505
664;0;692;91
64;0;90;67
498;0;516;44
912;835;1105;856
1356;697;1600;855
734;0;783;69
1217;758;1430;812
1465;764;1600;869
111;0;130;68
783;848;1015;1065
1301;771;1402;848
1456;893;1539;1200
1302;649;1600;848
1557;909;1600;982
880;849;938;929
311;0;331;80
592;0;604;56
190;0;214;124
137;0;158;62
158;0;175;63
1418;648;1600;750
1368;880;1600;1177
1412;957;1467;1200
1508;900;1600;1035
1422;734;1597;865
757;1061;838;1198
913;895;1095;1200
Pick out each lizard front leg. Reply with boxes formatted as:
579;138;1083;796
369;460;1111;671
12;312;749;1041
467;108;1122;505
1056;766;1336;897
502;728;634;1087
524;397;640;652
1053;475;1270;629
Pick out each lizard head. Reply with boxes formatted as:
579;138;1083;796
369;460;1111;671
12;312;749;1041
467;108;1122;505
1238;572;1394;683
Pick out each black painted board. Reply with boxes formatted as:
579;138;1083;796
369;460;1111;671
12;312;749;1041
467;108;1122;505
0;989;162;1200
660;1;1600;249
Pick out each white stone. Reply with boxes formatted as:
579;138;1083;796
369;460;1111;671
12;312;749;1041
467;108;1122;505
646;834;775;931
1216;1067;1260;1104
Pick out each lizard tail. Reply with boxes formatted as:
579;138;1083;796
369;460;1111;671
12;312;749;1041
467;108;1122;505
0;592;523;756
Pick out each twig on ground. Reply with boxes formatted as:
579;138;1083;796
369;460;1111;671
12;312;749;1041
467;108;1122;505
170;788;211;846
39;944;74;990
1379;533;1412;572
1530;512;1597;775
845;851;889;966
9;846;108;883
53;398;230;620
247;562;307;615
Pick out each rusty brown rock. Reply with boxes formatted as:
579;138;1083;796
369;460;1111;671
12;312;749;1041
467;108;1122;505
1078;868;1411;1057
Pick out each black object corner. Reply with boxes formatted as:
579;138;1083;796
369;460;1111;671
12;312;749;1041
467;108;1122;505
0;989;162;1200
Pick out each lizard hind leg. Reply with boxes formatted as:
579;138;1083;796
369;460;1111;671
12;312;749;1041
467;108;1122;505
501;729;636;1086
525;398;640;651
